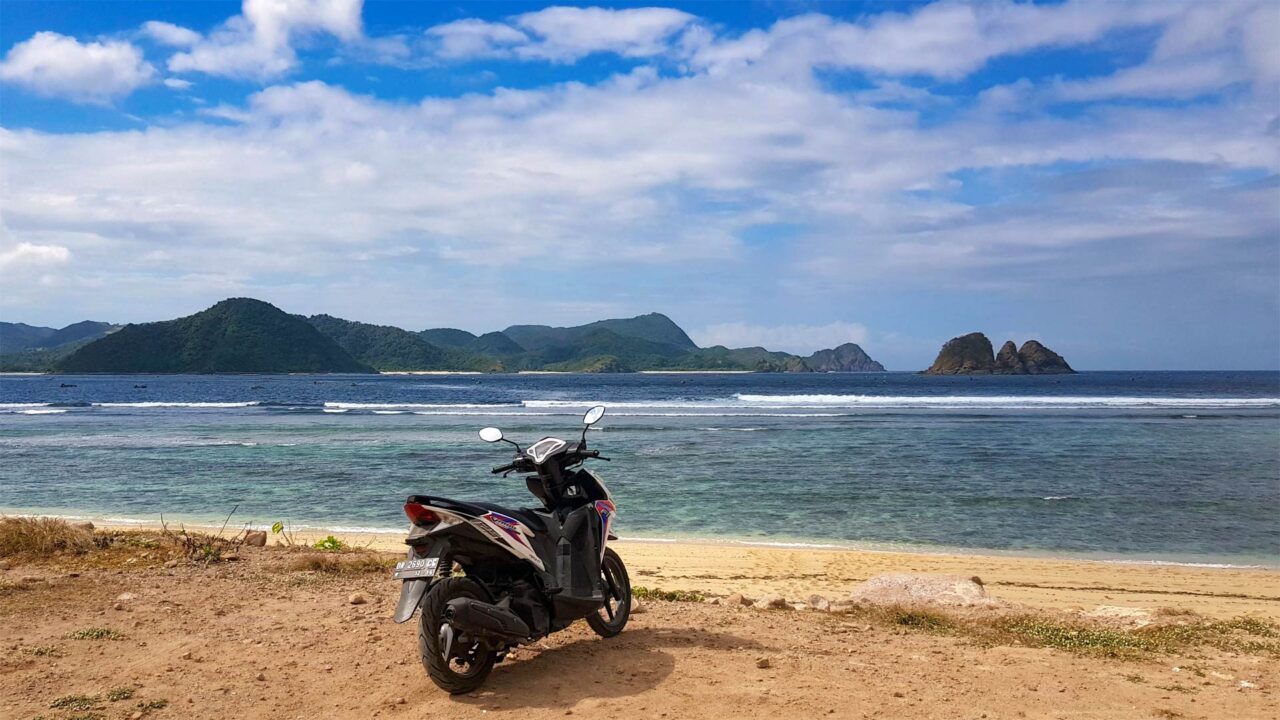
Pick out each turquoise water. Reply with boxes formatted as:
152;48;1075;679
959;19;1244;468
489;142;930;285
2;372;1277;566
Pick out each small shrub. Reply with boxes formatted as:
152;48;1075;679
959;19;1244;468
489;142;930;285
50;694;99;710
0;517;96;558
106;687;135;701
136;698;169;711
891;608;957;634
312;535;345;552
65;627;125;641
20;644;62;657
632;586;703;602
288;554;394;574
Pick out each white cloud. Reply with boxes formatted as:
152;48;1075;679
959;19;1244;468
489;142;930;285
425;19;527;60
689;1;1180;79
168;0;364;80
0;242;72;270
513;6;696;61
141;20;200;48
693;322;869;353
1;2;1275;334
0;32;155;103
163;77;193;90
423;6;696;62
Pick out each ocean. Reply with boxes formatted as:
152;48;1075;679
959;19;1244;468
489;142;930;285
2;371;1277;567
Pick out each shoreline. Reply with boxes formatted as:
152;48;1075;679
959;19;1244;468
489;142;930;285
9;510;1276;570
10;513;1277;619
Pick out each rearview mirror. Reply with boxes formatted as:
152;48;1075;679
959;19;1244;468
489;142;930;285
479;427;503;443
583;405;605;426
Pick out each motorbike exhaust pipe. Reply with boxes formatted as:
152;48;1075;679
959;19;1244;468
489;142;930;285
444;598;531;642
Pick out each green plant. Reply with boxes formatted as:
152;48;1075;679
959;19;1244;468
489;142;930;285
65;628;125;641
50;694;99;710
19;644;62;657
312;535;345;552
271;521;297;547
136;699;169;711
632;586;703;602
105;687;135;701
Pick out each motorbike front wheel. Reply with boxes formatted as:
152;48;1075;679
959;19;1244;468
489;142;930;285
586;547;631;638
418;577;496;694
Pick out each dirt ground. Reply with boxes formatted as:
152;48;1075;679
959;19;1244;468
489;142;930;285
2;544;1276;720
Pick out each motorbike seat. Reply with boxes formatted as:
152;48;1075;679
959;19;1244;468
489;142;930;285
408;495;547;533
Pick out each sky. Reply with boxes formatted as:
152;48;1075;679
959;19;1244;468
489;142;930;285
0;1;1277;370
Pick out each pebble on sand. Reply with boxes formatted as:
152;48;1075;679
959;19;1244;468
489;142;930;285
348;593;368;605
755;657;771;669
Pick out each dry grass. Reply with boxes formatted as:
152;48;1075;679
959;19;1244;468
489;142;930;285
285;553;397;574
0;517;97;558
840;605;1280;659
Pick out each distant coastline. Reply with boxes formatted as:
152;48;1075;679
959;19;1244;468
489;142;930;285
2;297;887;375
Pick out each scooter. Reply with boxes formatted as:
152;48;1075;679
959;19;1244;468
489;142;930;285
391;405;631;693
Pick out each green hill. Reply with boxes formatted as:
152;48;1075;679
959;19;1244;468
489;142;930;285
419;328;478;349
21;299;885;373
58;299;372;373
1;320;117;354
308;315;500;372
471;331;524;356
503;312;695;352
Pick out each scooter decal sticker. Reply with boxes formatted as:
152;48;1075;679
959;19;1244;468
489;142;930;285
594;500;615;558
478;512;545;571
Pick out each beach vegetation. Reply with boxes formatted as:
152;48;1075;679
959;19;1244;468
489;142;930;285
65;627;125;641
0;517;97;558
841;605;1280;659
312;535;346;552
135;698;169;712
49;694;100;710
105;687;135;701
287;553;394;574
632;586;704;602
19;644;62;657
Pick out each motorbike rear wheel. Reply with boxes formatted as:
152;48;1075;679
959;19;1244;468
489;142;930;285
418;577;496;694
586;548;631;638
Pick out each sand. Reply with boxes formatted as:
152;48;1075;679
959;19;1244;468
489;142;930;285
2;538;1277;720
96;522;1280;619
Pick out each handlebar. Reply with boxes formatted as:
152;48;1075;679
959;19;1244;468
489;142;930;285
490;448;609;474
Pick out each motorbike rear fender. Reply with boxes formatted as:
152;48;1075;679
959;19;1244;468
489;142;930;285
392;538;450;624
394;579;432;624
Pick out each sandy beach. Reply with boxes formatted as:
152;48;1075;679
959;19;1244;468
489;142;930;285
2;519;1278;719
88;522;1280;618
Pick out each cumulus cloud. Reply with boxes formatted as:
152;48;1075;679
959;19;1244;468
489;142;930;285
0;32;154;103
687;1;1179;79
425;19;527;61
693;322;869;353
1;1;1276;341
513;6;696;61
167;0;364;80
0;242;72;271
141;20;201;47
423;6;696;62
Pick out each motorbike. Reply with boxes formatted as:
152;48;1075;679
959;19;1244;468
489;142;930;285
391;405;631;693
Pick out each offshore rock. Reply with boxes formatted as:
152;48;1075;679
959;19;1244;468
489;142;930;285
806;343;886;372
923;332;995;374
924;333;1075;375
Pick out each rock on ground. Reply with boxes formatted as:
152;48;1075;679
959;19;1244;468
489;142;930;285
753;594;792;610
848;573;1003;608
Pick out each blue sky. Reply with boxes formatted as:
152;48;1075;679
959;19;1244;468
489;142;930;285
1;1;1277;370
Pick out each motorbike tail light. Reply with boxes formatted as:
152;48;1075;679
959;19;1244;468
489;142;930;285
404;502;440;526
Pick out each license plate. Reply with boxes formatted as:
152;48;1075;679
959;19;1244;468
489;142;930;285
393;557;439;580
